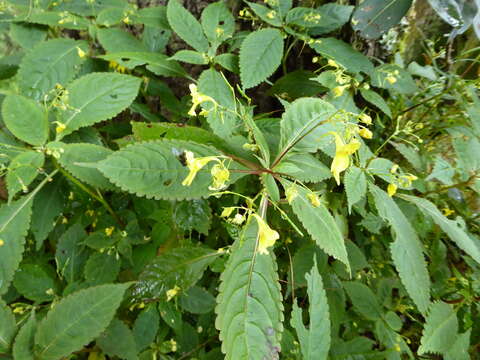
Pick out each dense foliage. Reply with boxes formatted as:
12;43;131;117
0;0;479;359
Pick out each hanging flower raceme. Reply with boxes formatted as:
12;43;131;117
252;214;279;255
329;132;361;185
187;84;216;117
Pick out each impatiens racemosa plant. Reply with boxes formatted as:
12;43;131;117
0;0;479;359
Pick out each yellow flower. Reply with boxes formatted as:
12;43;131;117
386;75;397;84
327;59;339;68
181;151;218;186
221;207;235;218
105;226;115;236
390;164;399;173
399;174;418;187
387;183;397;197
285;184;298;204
442;207;455;216
209;163;230;190
359;113;372;125
329;132;361;185
55;122;66;134
166;285;180;301
252;214;279;255
358;128;373;139
307;193;320;207
266;10;276;19
76;47;86;58
187;84;215;116
332;85;348;98
0;239;4;247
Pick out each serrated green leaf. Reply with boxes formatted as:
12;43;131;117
310;38;374;76
201;1;235;43
131;122;229;152
13;262;58;303
369;184;431;313
309;3;353;35
445;330;471;360
31;179;64;250
285;181;350;273
343;282;382;320
391;142;423;172
17;39;87;100
98;28;147;53
0;300;16;352
56;73;141;139
142;25;171;53
344;166;367;212
198;68;239;138
96;7;124;26
239;28;283;89
12;311;36;360
179;286;216;314
352;0;412;39
398;194;480;264
133;247;219;301
274;153;331;183
9;23;46;49
97;318;138;360
166;0;209;52
34;283;131;360
2;94;48;146
169;50;208;64
286;7;324;28
291;258;330;360
98;52;187;77
215;219;283;360
289;244;327;289
20;10;90;30
132;6;169;28
97;140;239;200
133;305;159;352
55;223;89;283
247;2;283;26
84;252;121;285
359;88;392;118
51;142;115;190
214;53;239;73
418;301;458;355
279;97;337;155
0;196;33;295
6;151;44;201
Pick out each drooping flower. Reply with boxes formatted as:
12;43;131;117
358;113;372;125
252;214;279;255
329;132;361;185
358;128;373;139
187;84;215;117
181;151;218;186
387;183;398;197
166;285;180;301
307;192;321;207
332;85;349;98
209;163;230;190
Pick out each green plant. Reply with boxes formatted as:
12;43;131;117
0;0;479;359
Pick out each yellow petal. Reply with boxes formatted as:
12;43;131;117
358;128;373;139
387;183;397;197
307;193;320;207
209;163;230;190
359;113;372;125
253;214;279;255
